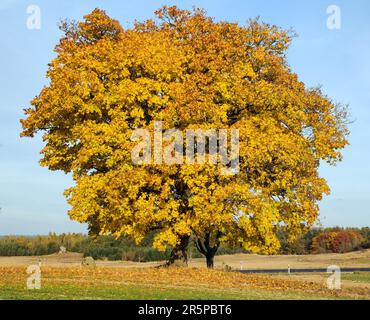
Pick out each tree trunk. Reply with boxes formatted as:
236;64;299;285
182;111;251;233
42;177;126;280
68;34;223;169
195;232;222;269
166;235;190;266
206;253;215;269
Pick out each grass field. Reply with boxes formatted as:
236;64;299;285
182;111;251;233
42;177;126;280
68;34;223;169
1;249;369;269
1;266;369;300
0;251;369;300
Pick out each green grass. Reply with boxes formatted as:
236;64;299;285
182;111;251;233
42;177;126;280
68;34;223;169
341;272;370;283
2;266;368;300
0;283;356;300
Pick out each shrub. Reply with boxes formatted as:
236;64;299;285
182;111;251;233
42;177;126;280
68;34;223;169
311;230;364;253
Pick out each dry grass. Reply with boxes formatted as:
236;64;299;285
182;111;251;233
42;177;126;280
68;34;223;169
196;250;370;270
0;250;369;270
0;251;369;300
0;266;362;300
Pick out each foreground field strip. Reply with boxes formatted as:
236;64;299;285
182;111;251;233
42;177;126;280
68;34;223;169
39;276;326;294
1;266;364;300
0;274;358;300
42;277;369;299
0;266;328;290
0;284;349;300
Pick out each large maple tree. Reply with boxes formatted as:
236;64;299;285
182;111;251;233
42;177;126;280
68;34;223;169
21;7;348;268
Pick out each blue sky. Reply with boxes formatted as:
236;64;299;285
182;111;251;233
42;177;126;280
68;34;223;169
0;0;369;235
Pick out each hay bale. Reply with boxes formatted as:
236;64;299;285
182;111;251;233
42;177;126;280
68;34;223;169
81;256;96;267
59;246;67;254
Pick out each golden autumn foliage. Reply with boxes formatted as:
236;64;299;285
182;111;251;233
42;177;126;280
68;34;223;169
21;7;349;263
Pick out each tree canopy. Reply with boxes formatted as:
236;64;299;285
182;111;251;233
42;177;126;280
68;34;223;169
21;6;349;267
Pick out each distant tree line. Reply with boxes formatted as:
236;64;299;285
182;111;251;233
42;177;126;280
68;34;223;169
278;227;370;255
0;233;166;261
0;227;368;260
0;233;239;261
